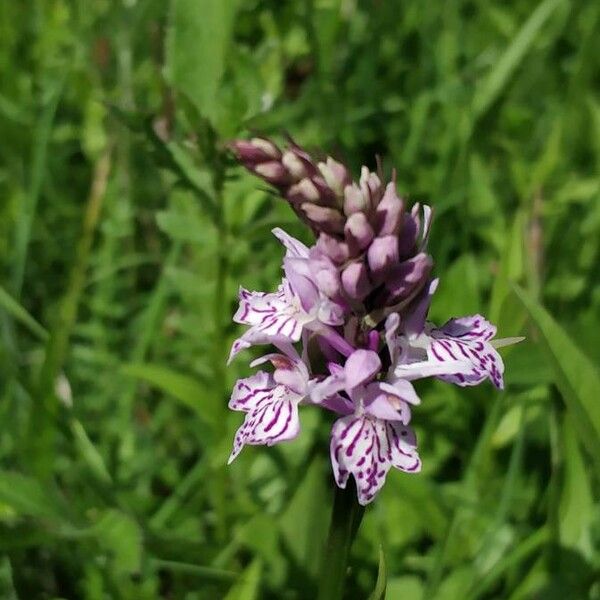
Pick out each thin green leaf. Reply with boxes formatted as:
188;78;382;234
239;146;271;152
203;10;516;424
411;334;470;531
473;0;563;119
223;559;262;600
121;363;217;427
0;471;66;521
69;418;113;486
165;0;237;126
513;285;600;457
0;285;48;341
558;414;594;557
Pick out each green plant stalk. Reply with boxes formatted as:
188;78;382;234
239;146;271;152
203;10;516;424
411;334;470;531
317;481;365;600
28;150;111;478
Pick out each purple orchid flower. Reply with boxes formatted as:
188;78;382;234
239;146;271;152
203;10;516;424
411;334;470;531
226;137;521;506
228;229;350;363
228;345;313;463
389;279;521;390
312;350;421;505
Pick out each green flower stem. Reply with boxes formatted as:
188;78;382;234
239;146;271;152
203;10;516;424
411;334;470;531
317;481;365;600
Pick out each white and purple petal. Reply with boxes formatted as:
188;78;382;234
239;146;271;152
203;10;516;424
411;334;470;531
431;315;504;389
228;383;301;464
330;415;421;505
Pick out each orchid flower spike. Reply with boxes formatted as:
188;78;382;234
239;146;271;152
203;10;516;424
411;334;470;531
226;137;522;505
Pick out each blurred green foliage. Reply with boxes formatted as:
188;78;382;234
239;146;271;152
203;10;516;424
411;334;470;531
0;0;599;598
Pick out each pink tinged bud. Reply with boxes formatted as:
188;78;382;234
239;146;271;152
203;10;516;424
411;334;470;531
341;261;372;300
254;161;290;185
249;137;281;159
300;203;345;234
360;167;382;207
385;252;433;300
344;212;374;251
367;235;399;279
231;138;280;163
309;254;342;299
310;176;337;206
282;150;308;179
314;268;341;299
316;233;350;264
375;182;404;236
288;178;320;205
343;184;368;216
318;157;350;196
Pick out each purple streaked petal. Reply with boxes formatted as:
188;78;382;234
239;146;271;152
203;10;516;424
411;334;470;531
431;315;504;389
437;314;496;341
233;287;286;326
228;337;252;364
228;386;301;464
229;371;277;412
330;415;392;505
388;422;421;473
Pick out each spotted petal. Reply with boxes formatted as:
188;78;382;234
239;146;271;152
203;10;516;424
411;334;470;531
330;415;421;505
228;378;301;464
228;283;307;363
431;315;504;389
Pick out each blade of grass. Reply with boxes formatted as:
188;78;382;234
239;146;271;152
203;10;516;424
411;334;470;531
513;285;600;464
27;149;111;478
12;76;65;297
0;285;48;342
472;0;563;121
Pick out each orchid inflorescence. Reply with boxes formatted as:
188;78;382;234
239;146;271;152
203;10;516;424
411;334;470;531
226;137;518;506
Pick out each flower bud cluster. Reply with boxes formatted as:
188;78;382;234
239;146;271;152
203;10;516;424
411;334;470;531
231;138;433;316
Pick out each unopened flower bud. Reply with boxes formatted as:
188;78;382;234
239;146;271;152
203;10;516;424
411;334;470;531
316;233;350;264
318;157;350;197
288;178;320;205
360;167;382;207
345;212;374;251
375;182;404;236
310;176;337;206
249;137;281;159
367;235;399;279
282;150;308;179
385;252;433;301
254;161;290;185
301;203;345;233
314;267;341;299
343;184;368;216
397;209;419;258
342;261;372;301
230;138;280;164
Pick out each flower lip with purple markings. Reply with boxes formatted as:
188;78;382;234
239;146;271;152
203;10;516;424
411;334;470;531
226;137;522;504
